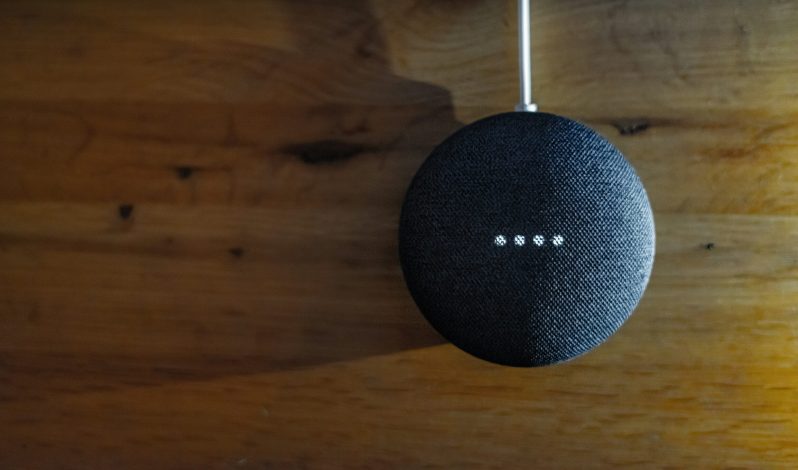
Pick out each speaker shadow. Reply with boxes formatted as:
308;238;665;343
164;0;462;381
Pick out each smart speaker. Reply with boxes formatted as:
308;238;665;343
398;0;655;366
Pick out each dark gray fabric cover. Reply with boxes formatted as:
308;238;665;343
399;112;655;367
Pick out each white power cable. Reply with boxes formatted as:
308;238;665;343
515;0;538;112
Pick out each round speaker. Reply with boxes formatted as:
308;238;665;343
399;112;655;367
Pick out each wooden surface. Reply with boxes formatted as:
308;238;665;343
1;0;797;467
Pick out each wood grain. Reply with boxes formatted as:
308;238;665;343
1;0;797;468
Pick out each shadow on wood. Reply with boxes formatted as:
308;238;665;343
0;0;461;393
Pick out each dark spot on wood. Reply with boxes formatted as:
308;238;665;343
342;120;370;136
735;18;749;37
613;119;651;136
175;166;194;179
282;139;373;165
118;204;134;220
356;41;375;59
705;242;715;251
229;247;244;258
355;28;382;60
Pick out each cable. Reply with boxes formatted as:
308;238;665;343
515;0;538;112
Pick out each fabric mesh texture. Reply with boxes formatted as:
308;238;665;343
399;112;655;367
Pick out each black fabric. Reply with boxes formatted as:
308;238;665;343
399;112;655;367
